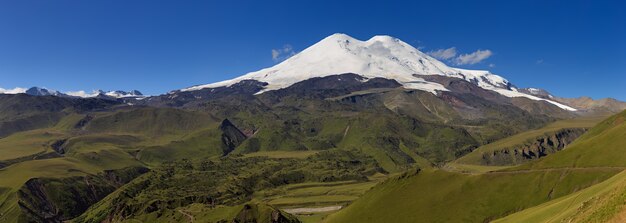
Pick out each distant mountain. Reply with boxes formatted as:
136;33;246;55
2;33;626;223
517;87;554;99
512;87;626;114
2;34;623;114
555;96;626;114
71;89;145;99
2;86;146;100
181;33;576;111
103;90;144;98
25;87;64;97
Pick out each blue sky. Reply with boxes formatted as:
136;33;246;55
0;0;624;99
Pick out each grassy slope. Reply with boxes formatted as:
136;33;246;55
455;116;604;165
494;170;626;223
325;169;617;223
235;112;455;173
514;111;626;169
0;154;142;222
73;150;381;222
117;203;300;223
0;129;66;160
0;107;227;222
326;111;626;223
490;110;626;222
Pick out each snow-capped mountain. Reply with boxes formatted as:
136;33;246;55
182;33;575;111
25;87;64;96
0;86;145;99
104;90;144;98
66;90;144;99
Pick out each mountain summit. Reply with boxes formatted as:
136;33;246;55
183;33;575;111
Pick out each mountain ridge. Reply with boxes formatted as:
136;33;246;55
180;33;576;111
0;86;145;99
2;34;625;113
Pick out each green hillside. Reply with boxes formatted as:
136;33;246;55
494;170;626;223
515;110;626;169
326;110;626;223
0;107;235;222
0;91;621;222
455;116;603;165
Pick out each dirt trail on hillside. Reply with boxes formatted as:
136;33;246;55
283;205;343;214
485;166;626;175
178;209;194;223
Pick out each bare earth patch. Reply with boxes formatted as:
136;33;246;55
283;206;343;214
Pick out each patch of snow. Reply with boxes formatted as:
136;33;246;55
489;88;577;111
403;81;449;94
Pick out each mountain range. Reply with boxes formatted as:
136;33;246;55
1;34;625;223
6;34;624;114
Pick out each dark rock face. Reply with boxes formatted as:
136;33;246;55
232;204;301;223
415;74;575;119
518;88;553;99
16;167;149;222
139;80;268;108
219;119;248;155
416;74;508;103
74;114;93;129
480;128;587;165
260;73;402;102
50;139;67;154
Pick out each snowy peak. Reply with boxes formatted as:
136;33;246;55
184;33;511;94
66;89;145;99
181;33;576;111
25;87;62;96
0;86;145;99
104;90;144;98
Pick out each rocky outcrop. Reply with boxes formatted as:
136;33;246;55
219;119;248;155
233;203;301;223
16;166;148;222
50;139;67;154
480;128;587;165
74;114;93;129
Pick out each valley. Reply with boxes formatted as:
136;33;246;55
0;34;625;223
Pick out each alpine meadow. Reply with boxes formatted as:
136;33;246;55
1;1;625;222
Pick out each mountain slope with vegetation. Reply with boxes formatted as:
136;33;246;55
326;110;626;223
1;33;625;223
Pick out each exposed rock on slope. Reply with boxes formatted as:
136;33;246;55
219;119;248;155
233;203;301;223
479;128;587;165
16;167;148;222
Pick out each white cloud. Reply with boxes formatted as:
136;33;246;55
536;59;544;64
455;49;493;65
427;47;457;60
0;87;27;94
488;63;496;68
66;90;99;98
271;44;296;61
